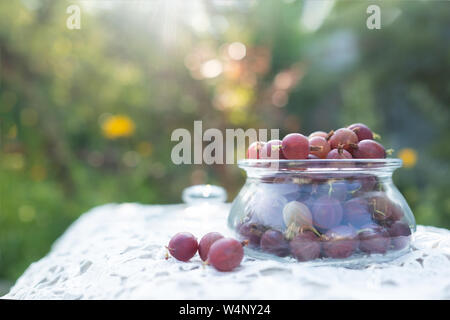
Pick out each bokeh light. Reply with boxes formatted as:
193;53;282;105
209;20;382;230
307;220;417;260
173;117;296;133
227;42;246;61
201;59;223;79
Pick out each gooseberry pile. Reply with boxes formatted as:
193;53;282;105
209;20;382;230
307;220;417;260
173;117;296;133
166;232;245;272
235;180;412;262
236;123;412;262
246;123;389;160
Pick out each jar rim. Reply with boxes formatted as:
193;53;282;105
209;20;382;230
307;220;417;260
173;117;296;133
238;158;403;172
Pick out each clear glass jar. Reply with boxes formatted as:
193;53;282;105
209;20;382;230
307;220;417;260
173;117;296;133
228;159;416;266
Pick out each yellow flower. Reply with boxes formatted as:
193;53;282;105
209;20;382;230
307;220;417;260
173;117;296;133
101;115;135;139
398;148;417;168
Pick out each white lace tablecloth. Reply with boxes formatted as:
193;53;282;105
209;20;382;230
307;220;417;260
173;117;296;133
4;203;450;300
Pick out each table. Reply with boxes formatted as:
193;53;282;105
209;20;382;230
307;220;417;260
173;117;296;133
4;202;450;299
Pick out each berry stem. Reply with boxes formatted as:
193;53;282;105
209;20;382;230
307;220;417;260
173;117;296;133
309;145;323;151
326;130;334;141
285;223;299;240
349;185;361;194
241;240;249;247
374;209;386;217
386;148;394;155
301;225;321;237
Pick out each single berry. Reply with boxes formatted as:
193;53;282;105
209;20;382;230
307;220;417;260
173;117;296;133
289;231;321;262
238;222;265;247
369;192;392;221
309;136;331;159
358;223;390;254
322;225;358;259
167;232;198;262
312;196;343;230
388;221;411;250
368;192;402;223
347;123;374;141
247;141;265;159
309;131;328;139
360;175;378;191
208;238;244;272
282;133;310;159
389;203;405;222
343;198;373;227
351;139;386;159
328;128;358;151
326;148;352;159
282;201;313;228
260;139;285;159
260;230;290;257
198;232;224;261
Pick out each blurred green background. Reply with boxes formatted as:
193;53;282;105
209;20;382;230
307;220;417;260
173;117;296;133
0;0;449;292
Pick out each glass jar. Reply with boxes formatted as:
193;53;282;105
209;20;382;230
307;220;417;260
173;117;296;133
228;159;416;266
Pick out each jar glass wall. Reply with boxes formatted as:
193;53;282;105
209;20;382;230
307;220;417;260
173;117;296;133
228;159;415;266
